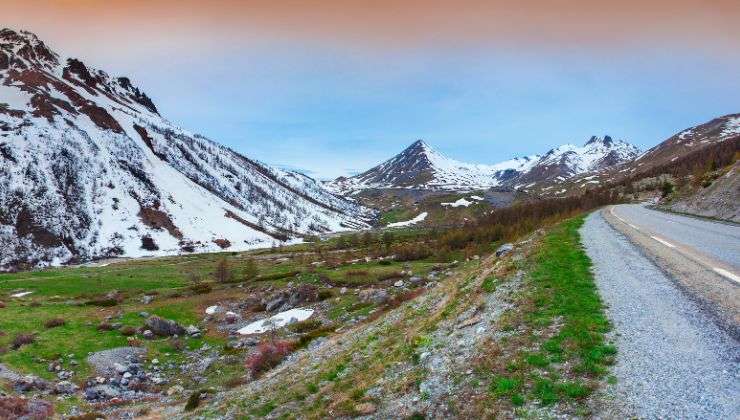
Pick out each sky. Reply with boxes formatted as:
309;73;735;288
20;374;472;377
5;0;740;179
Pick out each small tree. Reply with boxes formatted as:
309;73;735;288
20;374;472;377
660;181;674;198
243;258;259;281
214;257;233;283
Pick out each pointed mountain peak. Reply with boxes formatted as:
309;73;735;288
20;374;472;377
0;28;58;70
585;135;614;147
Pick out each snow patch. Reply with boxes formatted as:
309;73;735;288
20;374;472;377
387;212;428;228
237;308;314;335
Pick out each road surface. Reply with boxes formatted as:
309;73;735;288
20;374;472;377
581;208;740;419
611;204;740;271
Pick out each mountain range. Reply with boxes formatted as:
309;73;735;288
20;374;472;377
326;136;640;194
0;28;374;270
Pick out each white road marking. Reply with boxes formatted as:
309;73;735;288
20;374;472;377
712;268;740;284
628;224;640;231
650;236;676;248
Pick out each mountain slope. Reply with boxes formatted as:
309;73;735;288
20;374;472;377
327;140;537;193
0;28;374;270
327;136;639;194
531;113;740;197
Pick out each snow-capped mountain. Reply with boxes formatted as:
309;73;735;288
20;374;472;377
327;136;639;194
0;28;374;270
510;135;640;187
326;140;539;193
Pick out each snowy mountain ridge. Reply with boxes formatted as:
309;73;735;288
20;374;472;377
327;136;640;194
0;28;374;270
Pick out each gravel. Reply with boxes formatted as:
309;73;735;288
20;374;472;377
87;347;146;375
581;211;740;419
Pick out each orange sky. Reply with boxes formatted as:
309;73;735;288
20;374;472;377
6;0;740;54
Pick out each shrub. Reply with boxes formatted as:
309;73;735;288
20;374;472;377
168;337;186;352
288;318;322;334
246;340;295;377
44;318;66;329
345;269;369;277
0;396;54;419
255;271;301;282
11;333;36;349
120;326;137;337
214;257;233;283
97;322;114;331
378;260;392;266
660;181;674;198
189;282;212;295
317;289;333;301
243;258;259;280
0;301;5;308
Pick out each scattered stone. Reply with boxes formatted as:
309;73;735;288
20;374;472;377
145;316;186;337
143;330;155;340
393;280;404;288
340;287;348;295
185;325;201;336
139;311;150;318
141;295;155;305
359;289;389;305
495;243;514;257
54;380;78;394
458;315;482;329
409;276;424;286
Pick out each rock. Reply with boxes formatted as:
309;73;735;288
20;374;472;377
145;316;186;337
139;311;150;318
409;276;424;286
14;376;49;392
54;380;78;394
185;325;201;336
123;372;132;379
472;255;480;260
354;402;377;415
340;287;348;295
141;295;155;305
143;330;155;340
393;280;404;288
359;289;389;305
458;314;482;329
224;312;239;323
495;243;514;257
56;370;72;380
87;347;146;375
113;363;128;374
167;385;184;396
85;384;121;401
265;295;286;312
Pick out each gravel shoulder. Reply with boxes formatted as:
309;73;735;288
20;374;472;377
581;210;740;419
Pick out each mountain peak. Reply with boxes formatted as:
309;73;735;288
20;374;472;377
0;28;58;70
585;135;614;147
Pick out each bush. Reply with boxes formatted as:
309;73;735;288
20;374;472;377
660;181;674;198
243;258;259;280
44;318;66;329
214;257;233;283
246;340;295;377
287;318;322;334
0;301;5;308
11;333;36;349
189;282;212;295
120;326;137;337
97;322;114;331
0;396;54;419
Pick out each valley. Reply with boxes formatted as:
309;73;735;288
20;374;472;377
1;26;739;420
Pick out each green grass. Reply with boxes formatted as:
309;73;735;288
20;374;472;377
481;276;496;292
488;215;615;407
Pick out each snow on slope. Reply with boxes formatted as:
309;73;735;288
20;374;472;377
0;28;374;269
387;212;428;228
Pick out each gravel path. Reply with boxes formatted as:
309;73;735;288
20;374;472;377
613;204;740;268
581;211;740;419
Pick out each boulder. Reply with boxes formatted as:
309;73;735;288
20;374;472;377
495;243;514;257
359;289;389;305
54;380;78;394
145;316;186;337
393;280;404;288
185;325;201;336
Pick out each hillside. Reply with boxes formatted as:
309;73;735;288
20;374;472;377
0;29;375;270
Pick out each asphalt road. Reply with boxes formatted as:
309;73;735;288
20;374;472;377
581;211;740;418
611;204;740;270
